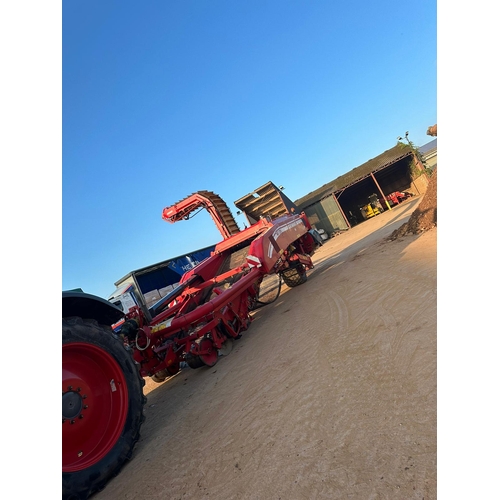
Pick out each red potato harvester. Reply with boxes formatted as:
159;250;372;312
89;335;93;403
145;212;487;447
62;190;319;500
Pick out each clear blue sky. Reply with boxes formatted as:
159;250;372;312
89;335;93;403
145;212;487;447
62;0;437;298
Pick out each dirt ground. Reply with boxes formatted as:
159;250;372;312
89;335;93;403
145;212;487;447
95;185;437;500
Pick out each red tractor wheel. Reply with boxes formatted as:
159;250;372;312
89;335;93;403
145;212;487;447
62;317;146;500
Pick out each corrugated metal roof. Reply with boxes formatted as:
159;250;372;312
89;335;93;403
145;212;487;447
418;139;437;155
295;143;414;210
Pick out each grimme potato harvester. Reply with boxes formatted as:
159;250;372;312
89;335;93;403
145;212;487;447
62;191;319;499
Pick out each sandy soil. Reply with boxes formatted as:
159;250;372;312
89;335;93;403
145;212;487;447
95;193;437;500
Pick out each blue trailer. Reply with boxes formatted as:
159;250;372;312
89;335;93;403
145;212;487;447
108;245;215;324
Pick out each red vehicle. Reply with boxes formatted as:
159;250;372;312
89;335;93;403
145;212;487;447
62;191;319;499
382;190;413;207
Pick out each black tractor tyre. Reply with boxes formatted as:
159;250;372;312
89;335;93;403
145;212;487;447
280;263;308;288
62;317;146;500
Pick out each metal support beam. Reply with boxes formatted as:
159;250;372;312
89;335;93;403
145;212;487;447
370;172;391;211
333;192;351;229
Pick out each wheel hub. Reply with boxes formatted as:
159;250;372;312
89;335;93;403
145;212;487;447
63;391;83;419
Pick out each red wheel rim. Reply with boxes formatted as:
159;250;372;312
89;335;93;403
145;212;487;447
199;338;218;367
62;342;129;472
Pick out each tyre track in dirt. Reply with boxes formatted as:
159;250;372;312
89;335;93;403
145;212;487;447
298;230;436;499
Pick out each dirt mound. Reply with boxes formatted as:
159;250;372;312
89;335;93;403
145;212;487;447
388;168;437;240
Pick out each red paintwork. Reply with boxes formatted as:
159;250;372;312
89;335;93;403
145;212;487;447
246;213;314;273
123;193;318;379
62;342;129;472
162;191;240;240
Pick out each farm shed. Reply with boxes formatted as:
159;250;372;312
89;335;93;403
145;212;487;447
294;143;430;231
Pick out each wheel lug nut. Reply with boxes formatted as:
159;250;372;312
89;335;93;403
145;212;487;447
68;386;73;391
63;419;66;424
77;387;81;392
70;420;75;424
82;394;87;399
83;405;88;409
79;414;84;419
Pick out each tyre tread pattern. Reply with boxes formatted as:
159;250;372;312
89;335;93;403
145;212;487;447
280;264;308;288
62;317;146;500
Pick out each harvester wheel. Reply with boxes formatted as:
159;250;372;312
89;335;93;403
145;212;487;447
185;352;205;369
199;337;218;367
218;338;234;356
62;317;146;500
280;263;308;288
151;360;181;383
185;338;219;368
151;372;167;383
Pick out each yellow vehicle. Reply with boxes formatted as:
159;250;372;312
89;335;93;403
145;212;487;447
360;203;380;219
